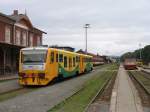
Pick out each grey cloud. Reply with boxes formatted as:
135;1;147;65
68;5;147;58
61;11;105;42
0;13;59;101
1;0;150;56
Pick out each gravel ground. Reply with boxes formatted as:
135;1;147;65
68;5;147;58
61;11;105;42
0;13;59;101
0;80;21;94
0;68;107;112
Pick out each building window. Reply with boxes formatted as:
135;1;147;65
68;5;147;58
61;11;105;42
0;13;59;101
22;31;27;46
16;30;21;45
5;26;11;43
37;36;41;46
29;33;33;47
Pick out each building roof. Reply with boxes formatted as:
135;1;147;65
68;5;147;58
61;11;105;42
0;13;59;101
0;12;16;21
0;10;46;34
9;14;33;27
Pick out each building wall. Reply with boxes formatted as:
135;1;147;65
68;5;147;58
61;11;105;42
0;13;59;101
0;48;3;68
0;21;6;42
0;20;42;47
0;21;14;44
0;12;44;75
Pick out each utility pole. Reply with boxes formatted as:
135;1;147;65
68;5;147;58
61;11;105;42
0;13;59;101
139;43;142;60
84;24;90;54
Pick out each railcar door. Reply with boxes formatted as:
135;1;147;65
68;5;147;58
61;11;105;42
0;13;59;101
69;57;72;71
49;50;58;78
80;56;84;73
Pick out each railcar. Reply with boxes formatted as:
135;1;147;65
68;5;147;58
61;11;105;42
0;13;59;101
18;47;93;85
124;59;137;70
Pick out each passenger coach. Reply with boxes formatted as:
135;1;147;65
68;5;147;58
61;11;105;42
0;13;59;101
19;47;93;85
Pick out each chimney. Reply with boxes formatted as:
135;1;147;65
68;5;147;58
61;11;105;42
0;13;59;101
13;10;18;15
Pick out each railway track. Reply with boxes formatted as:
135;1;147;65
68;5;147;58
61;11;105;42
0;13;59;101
140;71;150;80
83;71;117;112
0;65;110;83
0;65;117;103
128;70;150;95
128;70;150;109
0;87;37;102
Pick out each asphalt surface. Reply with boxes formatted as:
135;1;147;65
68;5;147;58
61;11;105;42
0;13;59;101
0;79;21;94
0;67;107;112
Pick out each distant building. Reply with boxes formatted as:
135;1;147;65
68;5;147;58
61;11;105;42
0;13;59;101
0;10;46;75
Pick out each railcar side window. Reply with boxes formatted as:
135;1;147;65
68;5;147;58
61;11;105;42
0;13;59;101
59;54;63;62
76;56;78;62
69;57;72;68
51;52;54;63
56;53;58;62
64;56;67;68
73;57;75;67
76;56;80;62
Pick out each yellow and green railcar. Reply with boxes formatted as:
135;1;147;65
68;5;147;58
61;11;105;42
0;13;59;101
19;47;93;85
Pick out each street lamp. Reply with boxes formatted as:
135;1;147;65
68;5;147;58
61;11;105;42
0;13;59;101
84;24;90;54
139;43;142;60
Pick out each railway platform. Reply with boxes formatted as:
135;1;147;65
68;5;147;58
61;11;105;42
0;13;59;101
141;69;150;74
0;74;18;81
110;65;143;112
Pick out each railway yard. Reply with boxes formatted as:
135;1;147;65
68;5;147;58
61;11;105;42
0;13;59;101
0;64;150;112
0;2;150;112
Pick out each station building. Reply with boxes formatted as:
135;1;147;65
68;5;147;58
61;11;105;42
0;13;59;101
0;10;46;75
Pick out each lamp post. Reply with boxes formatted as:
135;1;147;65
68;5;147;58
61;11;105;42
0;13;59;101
84;24;90;54
139;43;142;60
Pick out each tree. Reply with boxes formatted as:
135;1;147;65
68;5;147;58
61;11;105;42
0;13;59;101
120;52;134;62
142;45;150;64
120;45;150;65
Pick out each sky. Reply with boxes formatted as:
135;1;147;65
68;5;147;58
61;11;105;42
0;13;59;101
0;0;150;56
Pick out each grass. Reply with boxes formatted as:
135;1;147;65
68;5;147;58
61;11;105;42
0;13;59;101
94;63;119;71
48;65;117;112
107;63;119;70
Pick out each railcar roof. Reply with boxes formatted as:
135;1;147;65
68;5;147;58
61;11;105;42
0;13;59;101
21;47;92;58
49;48;92;57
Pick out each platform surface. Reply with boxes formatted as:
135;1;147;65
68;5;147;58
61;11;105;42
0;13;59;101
110;65;143;112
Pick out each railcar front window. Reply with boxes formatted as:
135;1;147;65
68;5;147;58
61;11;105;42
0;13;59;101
22;51;47;63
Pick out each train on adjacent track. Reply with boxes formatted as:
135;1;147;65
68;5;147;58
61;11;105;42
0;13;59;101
18;47;93;86
124;58;137;70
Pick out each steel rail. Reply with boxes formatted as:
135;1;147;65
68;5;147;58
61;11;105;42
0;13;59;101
0;87;24;95
140;70;150;80
83;71;117;112
128;71;150;95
